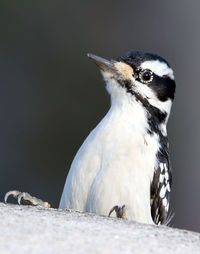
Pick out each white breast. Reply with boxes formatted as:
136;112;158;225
59;97;160;224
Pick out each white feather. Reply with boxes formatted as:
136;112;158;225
162;197;167;207
140;60;174;80
59;78;163;224
165;172;169;181
160;185;166;199
160;163;164;172
159;173;164;183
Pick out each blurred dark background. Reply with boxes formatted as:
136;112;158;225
0;1;200;232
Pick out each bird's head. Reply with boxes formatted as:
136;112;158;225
88;51;176;125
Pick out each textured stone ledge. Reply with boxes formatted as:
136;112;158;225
0;203;199;254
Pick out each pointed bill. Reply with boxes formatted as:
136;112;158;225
87;53;116;73
87;53;134;80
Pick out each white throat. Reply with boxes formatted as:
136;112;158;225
105;77;170;136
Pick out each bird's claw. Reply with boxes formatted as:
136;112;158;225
4;190;51;208
108;204;126;219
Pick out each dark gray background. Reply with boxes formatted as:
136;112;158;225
0;1;199;232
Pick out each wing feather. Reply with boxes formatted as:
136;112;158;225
151;145;172;225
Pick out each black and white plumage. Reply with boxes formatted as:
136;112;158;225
59;51;176;225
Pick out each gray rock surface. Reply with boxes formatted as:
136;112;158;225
0;203;199;254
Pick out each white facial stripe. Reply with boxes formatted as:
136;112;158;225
134;78;172;115
140;60;174;80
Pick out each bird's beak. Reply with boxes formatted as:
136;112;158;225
87;53;116;74
87;53;134;80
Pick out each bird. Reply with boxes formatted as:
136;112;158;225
59;51;176;225
5;51;176;225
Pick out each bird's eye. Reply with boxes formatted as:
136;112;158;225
139;69;153;84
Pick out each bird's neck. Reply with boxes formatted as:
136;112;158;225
109;96;169;137
106;77;171;134
107;97;150;135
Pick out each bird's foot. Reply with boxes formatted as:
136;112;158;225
108;205;126;219
4;190;51;208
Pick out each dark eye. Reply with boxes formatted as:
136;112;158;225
139;69;153;84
